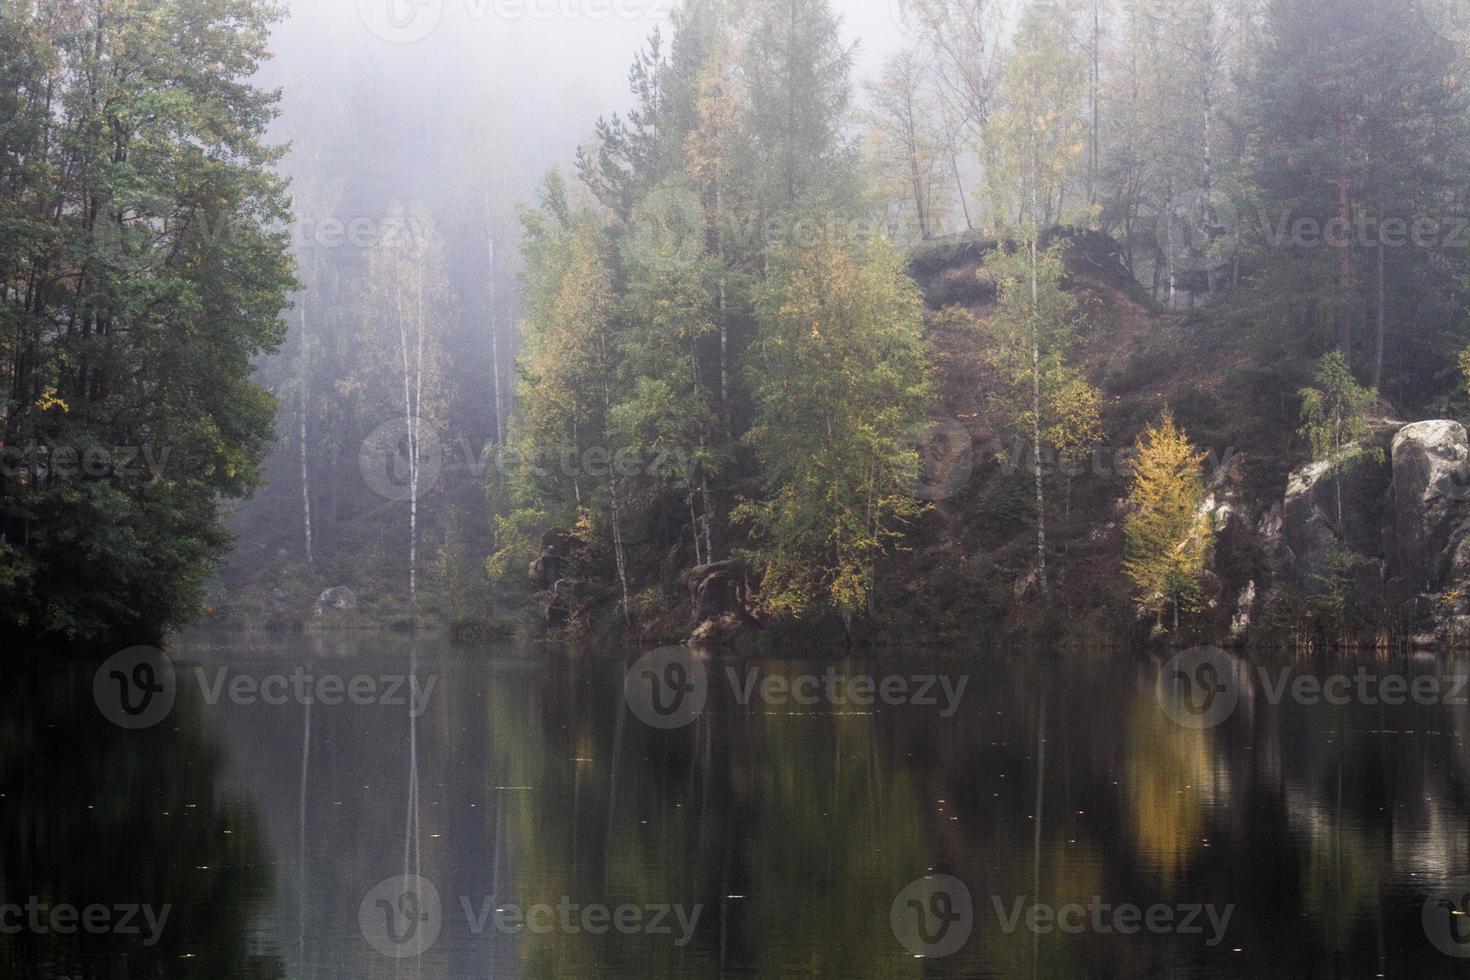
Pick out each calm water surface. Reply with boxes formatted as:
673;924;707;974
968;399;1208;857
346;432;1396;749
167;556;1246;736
4;633;1470;977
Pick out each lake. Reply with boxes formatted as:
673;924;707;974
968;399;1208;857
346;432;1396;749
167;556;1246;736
4;634;1470;977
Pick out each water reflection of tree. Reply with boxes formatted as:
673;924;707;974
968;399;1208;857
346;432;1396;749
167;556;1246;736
483;655;939;977
0;662;280;979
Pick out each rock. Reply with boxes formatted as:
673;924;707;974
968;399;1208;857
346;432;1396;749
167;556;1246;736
313;586;357;617
1386;420;1470;594
1197;453;1285;639
528;529;582;627
1280;441;1390;592
1230;580;1256;640
686;560;760;643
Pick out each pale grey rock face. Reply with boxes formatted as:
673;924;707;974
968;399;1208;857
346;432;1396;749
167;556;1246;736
314;586;358;616
1388;420;1470;592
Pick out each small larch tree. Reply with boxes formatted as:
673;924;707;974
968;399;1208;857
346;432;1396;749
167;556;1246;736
1124;410;1215;632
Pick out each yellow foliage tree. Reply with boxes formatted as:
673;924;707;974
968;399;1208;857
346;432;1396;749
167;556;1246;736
1123;410;1214;632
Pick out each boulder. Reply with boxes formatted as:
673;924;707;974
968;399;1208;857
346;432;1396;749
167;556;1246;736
1386;420;1470;592
686;560;760;643
1279;442;1390;592
313;586;357;617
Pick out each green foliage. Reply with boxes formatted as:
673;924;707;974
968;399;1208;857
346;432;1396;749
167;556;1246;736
1245;0;1470;384
736;239;933;619
0;0;296;649
984;1;1091;232
1298;350;1382;479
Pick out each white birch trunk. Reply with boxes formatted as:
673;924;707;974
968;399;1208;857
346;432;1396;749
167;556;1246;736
394;262;419;613
485;199;505;447
298;297;313;568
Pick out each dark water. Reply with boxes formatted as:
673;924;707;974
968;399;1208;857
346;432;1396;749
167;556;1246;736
4;634;1470;978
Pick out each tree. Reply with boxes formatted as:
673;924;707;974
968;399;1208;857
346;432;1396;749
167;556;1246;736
737;239;932;625
0;0;296;649
1124;410;1214;632
615;178;726;566
983;1;1090;231
507;174;634;624
865;50;953;241
980;243;1101;591
1297;350;1380;531
740;0;862;220
358;206;454;614
1248;0;1468;377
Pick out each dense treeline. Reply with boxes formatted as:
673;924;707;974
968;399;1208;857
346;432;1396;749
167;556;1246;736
0;0;295;649
5;0;1470;646
498;0;1470;637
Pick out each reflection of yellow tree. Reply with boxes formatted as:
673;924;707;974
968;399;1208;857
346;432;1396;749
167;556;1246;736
1124;688;1215;886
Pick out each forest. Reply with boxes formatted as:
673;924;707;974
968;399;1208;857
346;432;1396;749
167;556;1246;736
4;0;1470;651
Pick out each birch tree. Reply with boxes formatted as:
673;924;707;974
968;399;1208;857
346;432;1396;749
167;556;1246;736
361;205;453;613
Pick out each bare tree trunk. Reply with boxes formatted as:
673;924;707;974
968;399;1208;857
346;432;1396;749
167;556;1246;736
598;335;632;626
1374;213;1385;389
298;298;313;568
1031;228;1047;592
394;260;419;613
1089;0;1100;208
702;476;715;562
1165;179;1178;309
412;255;425;616
485;203;505;446
1334;110;1354;359
951;152;973;231
690;494;704;567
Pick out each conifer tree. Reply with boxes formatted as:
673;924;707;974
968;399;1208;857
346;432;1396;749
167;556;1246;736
1124;410;1214;631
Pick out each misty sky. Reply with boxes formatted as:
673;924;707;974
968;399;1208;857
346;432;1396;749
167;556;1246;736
266;0;913;204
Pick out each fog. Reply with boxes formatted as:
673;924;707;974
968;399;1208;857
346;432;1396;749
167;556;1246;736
262;0;912;247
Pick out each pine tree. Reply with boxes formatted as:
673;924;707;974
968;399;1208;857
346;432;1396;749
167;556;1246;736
0;0;296;648
741;0;862;221
1247;0;1468;377
508;173;634;623
1124;410;1214;631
